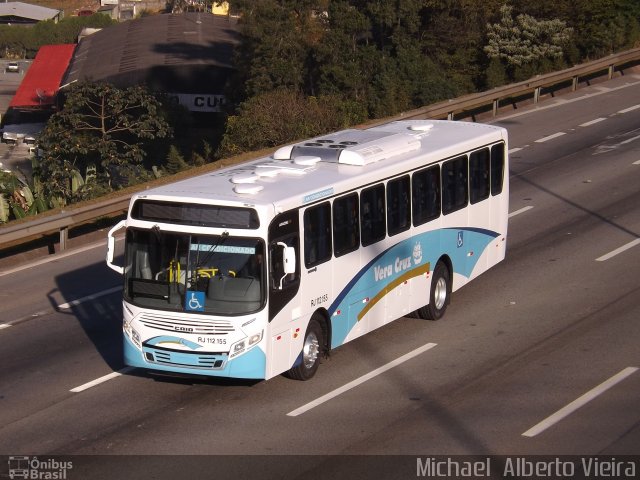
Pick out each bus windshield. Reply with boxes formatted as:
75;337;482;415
124;228;265;316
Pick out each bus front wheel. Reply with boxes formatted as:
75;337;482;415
286;317;323;381
417;262;450;320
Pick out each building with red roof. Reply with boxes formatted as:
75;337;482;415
2;44;75;142
9;44;75;110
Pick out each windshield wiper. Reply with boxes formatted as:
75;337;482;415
192;231;229;278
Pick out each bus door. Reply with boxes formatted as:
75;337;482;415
267;209;301;376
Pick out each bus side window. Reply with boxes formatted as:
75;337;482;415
304;202;332;267
442;155;468;215
412;165;440;226
470;148;490;204
360;184;386;247
491;143;505;195
387;175;410;236
333;193;359;257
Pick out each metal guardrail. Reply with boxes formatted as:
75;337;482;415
0;195;130;251
376;47;640;123
2;47;640;252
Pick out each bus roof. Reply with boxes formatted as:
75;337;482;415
136;120;506;212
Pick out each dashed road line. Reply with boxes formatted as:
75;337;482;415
70;367;135;393
522;367;639;438
508;147;524;154
620;134;640;146
633;159;640;165
535;132;566;143
618;104;640;114
287;342;437;417
509;206;534;218
595;239;640;262
579;118;606;127
0;323;11;330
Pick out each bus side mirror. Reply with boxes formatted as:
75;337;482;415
106;220;126;274
276;242;296;289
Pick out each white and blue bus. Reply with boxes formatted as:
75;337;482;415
107;120;508;381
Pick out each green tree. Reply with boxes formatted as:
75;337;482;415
570;0;640;59
217;88;365;157
485;4;573;81
165;145;188;173
35;82;171;204
227;0;325;103
0;15;116;58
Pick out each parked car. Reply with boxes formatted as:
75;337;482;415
5;62;19;73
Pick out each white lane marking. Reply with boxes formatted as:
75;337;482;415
579;118;606;127
287;343;437;417
522;367;639;438
58;286;122;309
70;367;135;393
535;132;566;143
618;104;640;114
0;324;11;330
508;206;534;218
508;147;523;154
595;239;640;262
620;134;640;145
633;159;640;165
0;236;123;278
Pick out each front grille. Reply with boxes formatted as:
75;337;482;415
138;312;235;335
143;345;227;370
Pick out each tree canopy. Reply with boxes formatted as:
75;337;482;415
219;0;640;154
0;14;116;59
35;82;172;204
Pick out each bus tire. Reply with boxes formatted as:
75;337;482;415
417;261;450;320
286;317;323;381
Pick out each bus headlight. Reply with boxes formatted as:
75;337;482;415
230;331;263;359
131;328;141;348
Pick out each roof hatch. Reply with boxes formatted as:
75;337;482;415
273;126;428;166
229;159;318;194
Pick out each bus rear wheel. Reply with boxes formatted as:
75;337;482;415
286;317;323;381
416;261;450;320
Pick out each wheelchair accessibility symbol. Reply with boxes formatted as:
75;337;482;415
457;231;464;248
186;291;205;311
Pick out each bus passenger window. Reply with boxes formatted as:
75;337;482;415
412;165;440;226
387;175;410;236
470;148;490;204
442;155;468;215
491;143;505;195
360;184;386;247
333;193;359;257
304;202;332;267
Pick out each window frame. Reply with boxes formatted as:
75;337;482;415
332;192;360;257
